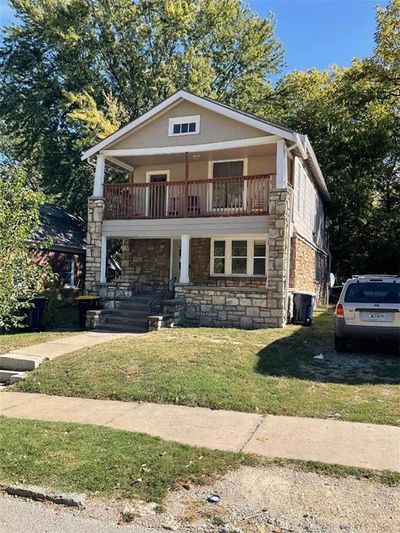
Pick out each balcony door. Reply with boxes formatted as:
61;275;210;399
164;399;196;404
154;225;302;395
212;160;245;210
146;170;169;218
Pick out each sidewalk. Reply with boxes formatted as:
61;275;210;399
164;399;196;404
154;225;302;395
2;331;133;361
1;391;399;472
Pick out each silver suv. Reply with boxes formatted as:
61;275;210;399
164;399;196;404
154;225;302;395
334;275;400;352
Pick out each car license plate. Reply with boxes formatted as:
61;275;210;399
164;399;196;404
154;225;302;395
368;313;386;321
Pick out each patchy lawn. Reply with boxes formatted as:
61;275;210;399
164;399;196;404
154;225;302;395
0;417;257;502
0;305;80;354
17;309;400;425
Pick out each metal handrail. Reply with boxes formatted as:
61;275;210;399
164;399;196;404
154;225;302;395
149;277;177;314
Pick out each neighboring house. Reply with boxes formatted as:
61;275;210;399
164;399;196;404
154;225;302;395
32;204;86;293
82;91;329;329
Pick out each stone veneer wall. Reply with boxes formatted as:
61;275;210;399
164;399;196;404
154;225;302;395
86;197;104;293
176;188;292;329
289;236;327;304
119;238;171;292
266;188;292;326
175;285;280;328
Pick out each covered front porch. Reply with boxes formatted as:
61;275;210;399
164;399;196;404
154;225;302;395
100;233;271;289
90;136;292;222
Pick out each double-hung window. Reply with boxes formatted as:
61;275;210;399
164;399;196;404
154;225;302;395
211;238;267;277
63;258;75;288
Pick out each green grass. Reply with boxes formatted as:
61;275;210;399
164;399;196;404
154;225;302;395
17;309;400;425
0;305;80;354
0;417;398;503
0;417;257;502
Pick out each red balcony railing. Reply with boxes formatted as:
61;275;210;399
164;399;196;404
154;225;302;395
104;174;273;220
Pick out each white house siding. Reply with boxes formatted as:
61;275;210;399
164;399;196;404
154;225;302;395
293;157;325;250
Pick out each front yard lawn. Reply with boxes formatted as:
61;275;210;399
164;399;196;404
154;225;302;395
16;310;400;425
0;417;257;502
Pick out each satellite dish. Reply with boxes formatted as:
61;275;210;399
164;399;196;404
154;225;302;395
329;273;335;287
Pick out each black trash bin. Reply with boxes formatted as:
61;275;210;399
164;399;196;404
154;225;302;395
75;296;102;328
18;296;47;331
292;292;315;326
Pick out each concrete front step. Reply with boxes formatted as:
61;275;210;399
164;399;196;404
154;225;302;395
123;299;154;305
0;369;27;384
94;323;147;333
110;309;150;319
125;294;156;302
105;316;148;326
0;354;42;372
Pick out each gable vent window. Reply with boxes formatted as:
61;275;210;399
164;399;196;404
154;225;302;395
168;115;200;136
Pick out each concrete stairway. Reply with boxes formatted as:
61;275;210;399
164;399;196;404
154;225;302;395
0;354;42;385
94;293;156;333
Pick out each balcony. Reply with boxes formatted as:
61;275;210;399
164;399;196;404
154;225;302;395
104;174;273;220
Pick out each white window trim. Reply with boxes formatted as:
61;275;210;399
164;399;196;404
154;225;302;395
207;158;248;212
145;170;170;217
168;115;200;136
210;236;268;278
63;258;75;288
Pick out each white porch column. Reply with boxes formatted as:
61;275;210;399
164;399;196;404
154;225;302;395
93;154;106;197
100;235;107;283
276;140;288;188
180;235;190;284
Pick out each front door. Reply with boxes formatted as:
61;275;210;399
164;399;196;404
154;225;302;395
148;173;168;218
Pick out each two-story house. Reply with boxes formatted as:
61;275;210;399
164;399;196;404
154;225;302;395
82;91;329;331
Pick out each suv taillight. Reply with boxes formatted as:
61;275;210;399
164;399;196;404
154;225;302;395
335;303;344;317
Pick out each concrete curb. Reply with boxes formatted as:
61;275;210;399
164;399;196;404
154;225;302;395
3;484;86;508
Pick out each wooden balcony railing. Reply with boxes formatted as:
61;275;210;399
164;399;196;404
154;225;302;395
104;174;273;220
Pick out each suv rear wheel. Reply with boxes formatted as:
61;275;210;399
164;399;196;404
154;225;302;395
334;335;346;352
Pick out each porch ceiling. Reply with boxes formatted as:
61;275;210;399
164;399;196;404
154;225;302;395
107;142;277;168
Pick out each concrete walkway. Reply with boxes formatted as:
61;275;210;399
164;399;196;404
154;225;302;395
2;331;133;361
1;392;399;473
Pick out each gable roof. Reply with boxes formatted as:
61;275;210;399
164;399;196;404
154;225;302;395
81;90;298;161
81;90;329;201
34;204;86;253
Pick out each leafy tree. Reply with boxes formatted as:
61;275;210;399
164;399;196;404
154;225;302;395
270;0;399;278
0;164;54;331
0;0;283;216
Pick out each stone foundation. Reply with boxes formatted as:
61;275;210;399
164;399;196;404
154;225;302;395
85;309;111;329
175;285;281;329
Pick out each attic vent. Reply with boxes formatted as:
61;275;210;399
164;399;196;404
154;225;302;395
168;115;200;136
